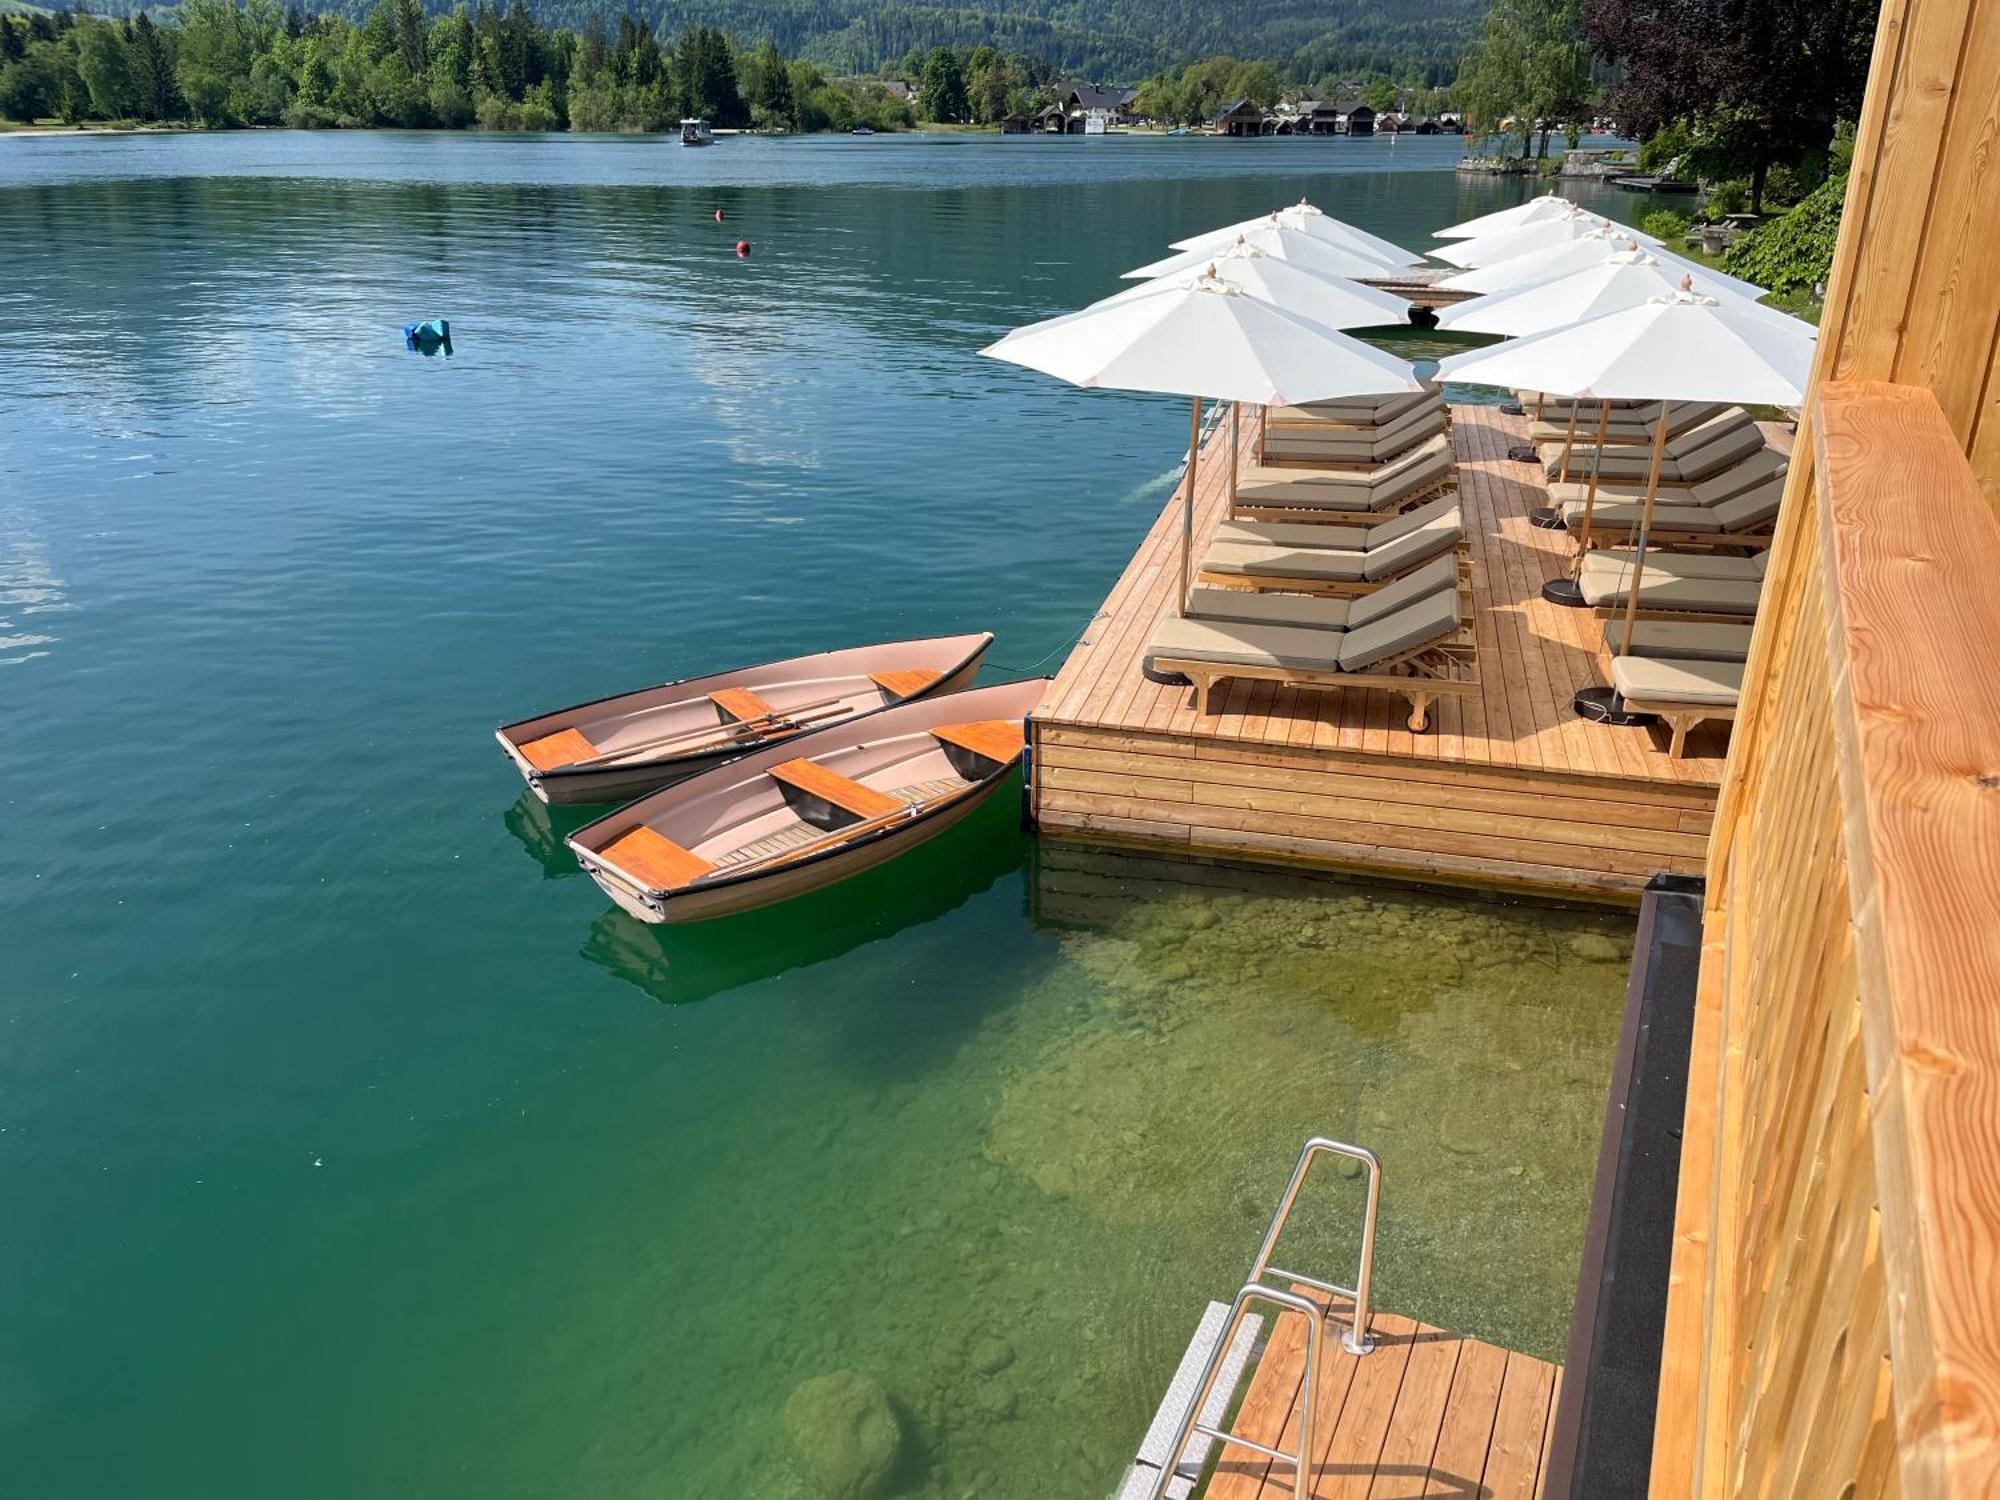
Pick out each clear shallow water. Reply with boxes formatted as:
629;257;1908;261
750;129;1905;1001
0;132;1635;1498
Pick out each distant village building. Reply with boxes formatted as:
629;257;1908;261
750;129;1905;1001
1001;113;1034;134
1214;99;1266;137
1052;82;1136;132
1035;103;1069;133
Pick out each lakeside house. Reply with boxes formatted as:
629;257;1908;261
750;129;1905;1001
1213;99;1265;137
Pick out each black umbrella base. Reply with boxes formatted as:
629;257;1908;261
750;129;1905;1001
1529;506;1566;529
1574;685;1656;727
1499;401;1524;416
1541;576;1588;607
1142;661;1191;687
1507;443;1538;463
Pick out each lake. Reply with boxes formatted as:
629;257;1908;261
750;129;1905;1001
0;131;1640;1498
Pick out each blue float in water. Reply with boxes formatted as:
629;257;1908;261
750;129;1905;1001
404;318;452;355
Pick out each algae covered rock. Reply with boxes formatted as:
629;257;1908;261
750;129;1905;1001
782;1370;903;1498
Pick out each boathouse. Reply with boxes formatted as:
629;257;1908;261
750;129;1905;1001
1214;100;1264;138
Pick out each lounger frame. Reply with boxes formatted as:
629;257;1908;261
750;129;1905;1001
1614;692;1739;758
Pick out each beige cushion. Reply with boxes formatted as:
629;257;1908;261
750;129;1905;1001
1584;550;1764;582
1262;412;1448;466
1238;435;1452;512
1545;410;1754;478
1364;492;1459;547
1348;555;1460;626
1202;541;1368;583
1339;586;1461;672
1611;656;1746;706
1528;401;1723;446
1214;519;1368;552
1270;389;1441;428
1149;616;1345;672
1364;508;1462;579
1578;569;1762;614
1187;588;1355;629
1551;450;1788;508
1603;620;1755;662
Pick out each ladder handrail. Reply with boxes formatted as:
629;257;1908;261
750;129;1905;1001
1248;1137;1381;1356
1144;1283;1323;1500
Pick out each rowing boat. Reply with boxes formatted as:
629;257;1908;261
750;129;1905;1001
495;633;993;806
567;678;1048;923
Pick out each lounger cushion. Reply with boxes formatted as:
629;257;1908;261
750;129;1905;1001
1550;448;1787;509
1610;656;1746;707
1339;586;1462;672
1236;438;1452;513
1214;519;1368;551
1603;620;1755;662
1584;550;1764;582
1149;616;1345;673
1527;401;1723;447
1364;507;1463;579
1364;492;1459;547
1203;542;1368;583
1578;570;1763;614
1348;555;1460;626
1187;588;1357;630
1269;390;1442;429
1263;407;1446;462
1545;411;1755;478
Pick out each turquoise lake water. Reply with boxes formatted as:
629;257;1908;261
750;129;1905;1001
0;132;1642;1497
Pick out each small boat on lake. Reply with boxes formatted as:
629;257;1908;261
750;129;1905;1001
567;677;1047;923
496;633;993;806
680;118;713;146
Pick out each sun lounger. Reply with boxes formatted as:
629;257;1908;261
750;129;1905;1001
1200;497;1465;595
1266;389;1444;431
1149;574;1475;730
1563;478;1785;550
1543;410;1758;480
1260;404;1448;466
1577;559;1763;618
1528;401;1726;447
1584;549;1767;583
1607;655;1744;756
1235;434;1454;519
1187;556;1461;631
1550;448;1788;510
1515;391;1656;417
1602;619;1755;662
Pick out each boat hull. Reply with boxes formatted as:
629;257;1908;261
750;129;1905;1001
497;634;993;806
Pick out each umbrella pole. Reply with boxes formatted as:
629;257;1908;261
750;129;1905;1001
1229;402;1240;518
1617;407;1672;655
1557;403;1580;484
1181;395;1202;617
1533;392;1545;422
1543;400;1610;606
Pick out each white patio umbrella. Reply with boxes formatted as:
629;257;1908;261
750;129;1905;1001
982;270;1424;617
1434;193;1576;239
1172;200;1424;269
1440;232;1769;300
1436;286;1813;723
1113;241;1415;327
1432;211;1662;269
1437;249;1812;519
1125;225;1399;283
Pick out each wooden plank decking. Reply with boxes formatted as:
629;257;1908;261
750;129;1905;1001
1200;1291;1562;1499
1032;403;1751;901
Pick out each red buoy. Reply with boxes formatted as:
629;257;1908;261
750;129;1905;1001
713;208;725;222
736;240;751;257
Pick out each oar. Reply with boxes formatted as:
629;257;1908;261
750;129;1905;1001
564;696;850;771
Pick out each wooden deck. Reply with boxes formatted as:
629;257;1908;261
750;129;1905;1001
1202;1291;1562;1499
1031;403;1735;902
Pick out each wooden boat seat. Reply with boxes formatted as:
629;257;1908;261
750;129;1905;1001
868;668;943;699
518;726;597;772
709;686;779;724
931;720;1025;765
770;758;902;819
602;825;717;891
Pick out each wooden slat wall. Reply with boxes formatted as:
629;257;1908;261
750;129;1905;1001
1649;0;2000;1486
1648;385;2000;1496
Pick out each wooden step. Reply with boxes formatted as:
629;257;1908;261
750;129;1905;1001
770;758;902;819
600;825;717;891
869;667;944;699
932;719;1026;765
709;686;779;724
518;725;598;772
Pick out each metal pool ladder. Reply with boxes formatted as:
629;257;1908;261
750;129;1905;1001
1144;1137;1383;1500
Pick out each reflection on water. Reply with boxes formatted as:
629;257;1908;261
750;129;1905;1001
501;788;592;880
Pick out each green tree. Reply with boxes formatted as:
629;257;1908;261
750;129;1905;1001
127;13;181;120
748;35;792;128
917;46;967;123
77;23;137;117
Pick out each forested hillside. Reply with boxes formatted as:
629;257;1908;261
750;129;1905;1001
69;0;1483;82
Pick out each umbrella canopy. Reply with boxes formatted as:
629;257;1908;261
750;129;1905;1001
1439;232;1770;301
1434;193;1576;240
1435;287;1813;404
1432;212;1661;269
983;271;1422;618
1125;225;1399;283
1172;201;1423;269
1108;242;1414;330
1438;287;1811;676
1435;248;1811;338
